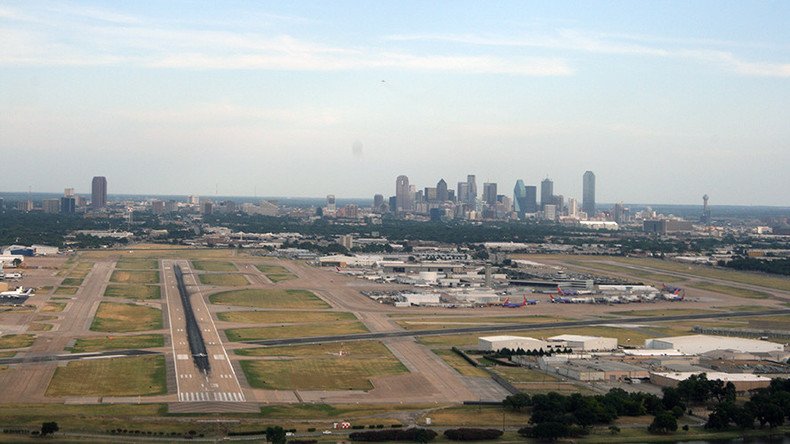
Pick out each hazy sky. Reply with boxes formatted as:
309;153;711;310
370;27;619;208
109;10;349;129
1;1;789;205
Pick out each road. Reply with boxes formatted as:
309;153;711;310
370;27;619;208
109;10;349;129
162;260;246;403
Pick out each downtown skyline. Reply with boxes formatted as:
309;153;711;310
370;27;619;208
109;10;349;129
1;1;789;206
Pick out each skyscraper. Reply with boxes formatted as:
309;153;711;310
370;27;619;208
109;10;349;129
466;175;477;204
582;171;596;216
457;182;468;203
326;195;336;212
513;180;527;216
373;194;384;212
524;186;538;213
91;176;107;209
540;178;553;210
436;179;448;202
395;175;411;213
483;182;497;205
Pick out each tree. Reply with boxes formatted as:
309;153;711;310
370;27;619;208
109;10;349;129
265;426;286;444
648;411;678;434
502;393;531;411
40;422;59;436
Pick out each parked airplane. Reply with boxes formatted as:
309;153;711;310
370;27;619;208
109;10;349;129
661;284;683;292
556;286;593;296
0;287;33;298
501;296;528;308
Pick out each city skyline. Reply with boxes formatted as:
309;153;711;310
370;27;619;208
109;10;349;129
1;1;789;205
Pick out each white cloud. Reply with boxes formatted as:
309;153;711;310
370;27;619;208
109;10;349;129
386;30;790;78
0;4;571;76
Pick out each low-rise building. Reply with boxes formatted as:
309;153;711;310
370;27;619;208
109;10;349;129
650;372;772;392
548;334;618;351
645;334;784;355
478;336;563;352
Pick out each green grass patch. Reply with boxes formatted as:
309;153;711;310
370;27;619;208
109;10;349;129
110;270;160;284
53;286;79;295
225;321;368;341
60;277;83;286
417;405;529;427
240;341;406;390
199;273;249;286
210;288;329;309
115;259;159;270
0;404;165;431
69;334;165;353
610;308;717;317
0;334;35;349
608;257;790;292
690;282;772;299
46;355;167;397
192;261;238;272
256;264;296;282
395;315;565;331
40;302;66;313
217;310;355;324
90;302;163;333
432;349;489;377
103;284;161;300
28;323;53;332
567;260;685;283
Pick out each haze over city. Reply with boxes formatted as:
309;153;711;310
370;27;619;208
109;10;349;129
1;1;789;205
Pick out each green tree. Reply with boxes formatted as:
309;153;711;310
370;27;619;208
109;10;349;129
502;393;531;411
40;422;59;436
265;426;286;444
648;411;678;434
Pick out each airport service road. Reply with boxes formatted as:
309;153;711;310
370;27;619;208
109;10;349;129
162;260;245;403
244;308;790;347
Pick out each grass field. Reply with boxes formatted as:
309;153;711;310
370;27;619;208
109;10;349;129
256;264;296;282
566;260;685;283
80;246;236;260
115;259;159;270
240;341;407;390
0;334;35;349
104;284;161;300
417;405;529;427
609;308;717;317
491;366;595;395
46;355;167;397
53;286;79;295
259;403;430;420
60;277;83;286
40;302;66;313
0;404;166;433
27;323;53;332
217;311;356;324
394;315;566;331
110;270;160;284
432;349;489;377
225;321;368;341
605;257;790;292
198;273;248;286
690;282;772;299
90;302;163;333
69;334;165;353
210;288;329;309
192;261;238;272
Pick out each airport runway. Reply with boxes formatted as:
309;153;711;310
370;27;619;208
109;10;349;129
244;308;790;347
162;260;246;403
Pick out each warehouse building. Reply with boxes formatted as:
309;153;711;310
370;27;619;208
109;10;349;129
478;336;564;352
650;372;772;392
548;334;618;351
645;334;784;355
